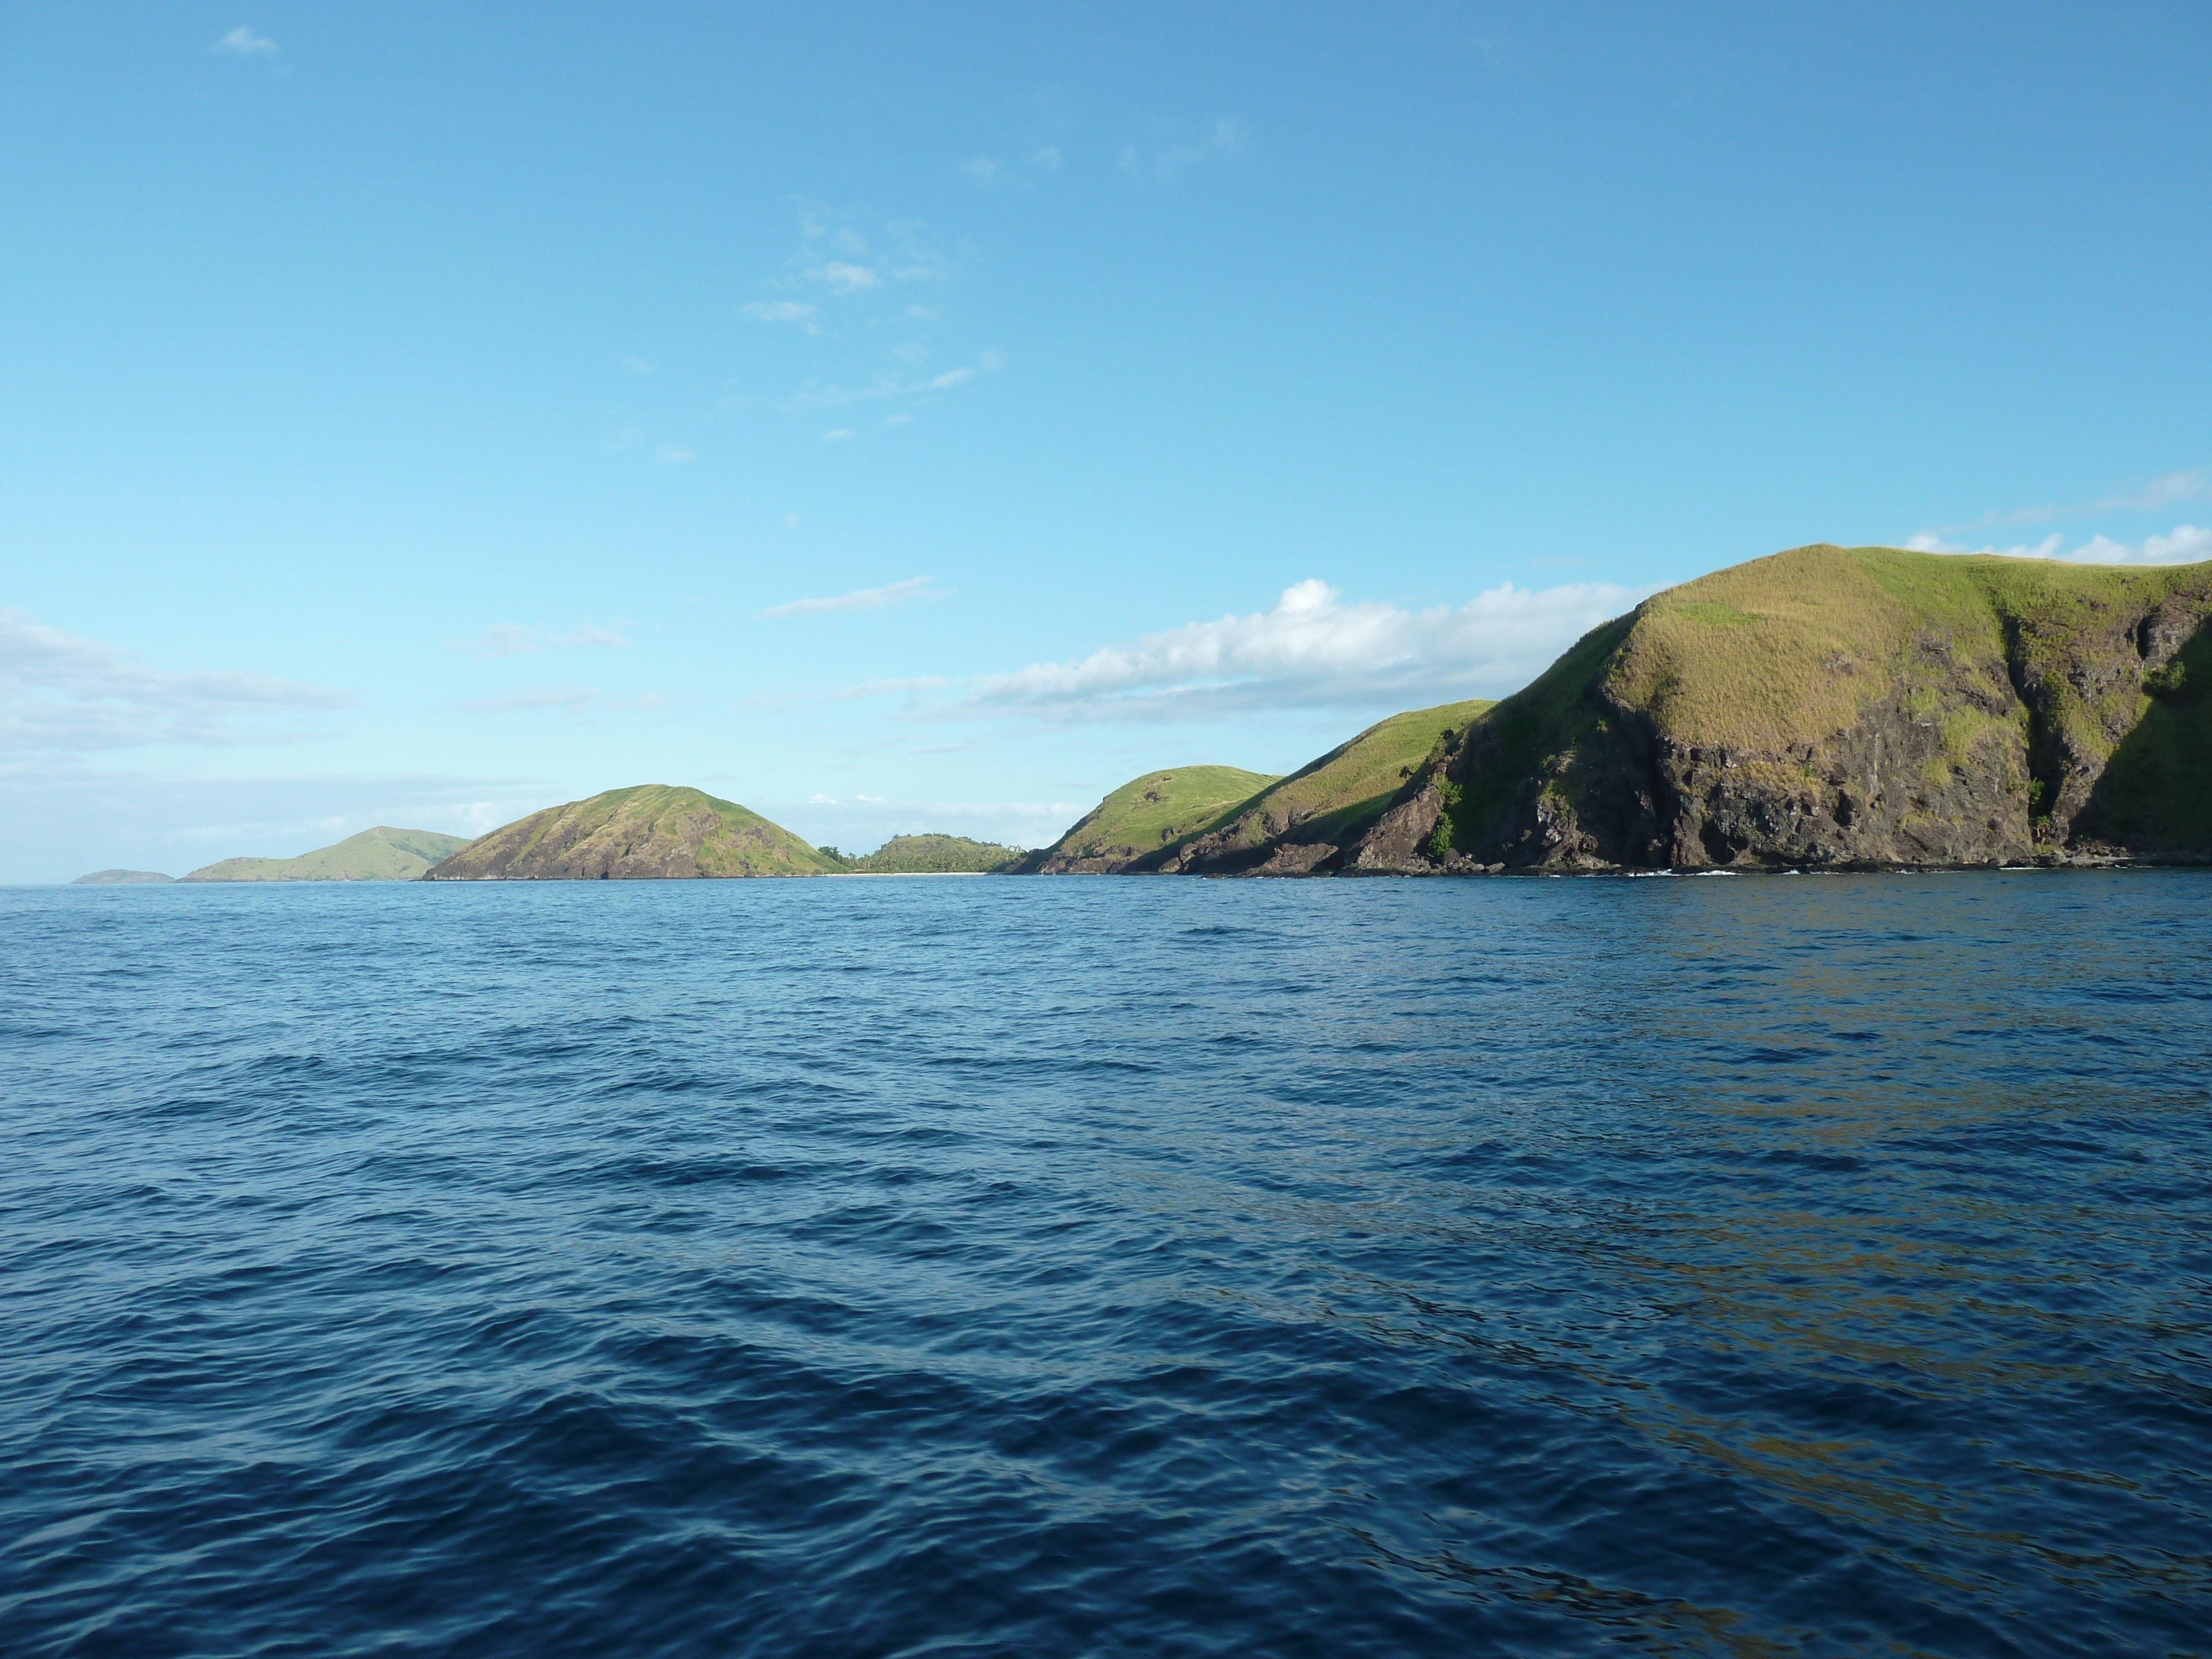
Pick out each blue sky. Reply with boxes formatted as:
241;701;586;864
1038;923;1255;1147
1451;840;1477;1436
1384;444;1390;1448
4;3;2208;881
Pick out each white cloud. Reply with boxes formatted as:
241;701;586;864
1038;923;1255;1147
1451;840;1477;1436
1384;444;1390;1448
1906;524;2211;565
0;607;352;754
452;687;599;713
449;623;631;660
856;793;886;804
833;676;951;700
215;25;277;54
1917;467;2209;535
964;148;1061;186
742;300;817;326
809;792;839;805
1120;117;1253;183
2072;525;2212;564
961;577;1643;721
818;261;881;294
2099;469;2208;513
658;445;695;465
928;352;1003;392
617;355;654;373
760;577;947;619
822;427;856;441
883;413;913;427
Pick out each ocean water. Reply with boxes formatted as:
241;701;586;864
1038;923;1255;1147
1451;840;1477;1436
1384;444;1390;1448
3;872;2208;1658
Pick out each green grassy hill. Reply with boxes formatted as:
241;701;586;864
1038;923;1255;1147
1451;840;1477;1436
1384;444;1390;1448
424;786;840;879
1342;544;2212;873
1008;766;1280;873
180;827;469;882
71;869;174;885
1159;699;1494;874
843;834;1024;873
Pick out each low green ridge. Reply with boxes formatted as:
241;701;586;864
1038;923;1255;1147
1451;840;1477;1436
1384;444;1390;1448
426;785;840;879
70;869;175;885
1164;698;1494;872
843;834;1025;874
180;827;469;883
1010;766;1280;873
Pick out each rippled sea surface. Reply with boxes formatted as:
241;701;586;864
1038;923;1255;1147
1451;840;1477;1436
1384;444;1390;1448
4;873;2209;1658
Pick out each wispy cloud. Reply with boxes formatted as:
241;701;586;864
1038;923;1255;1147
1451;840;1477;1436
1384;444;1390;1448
787;351;1002;411
2096;468;2208;512
742;300;818;326
961;577;1642;721
817;261;881;294
215;25;277;54
821;427;855;441
833;675;951;700
1913;467;2210;539
930;351;1005;392
0;607;351;754
1119;117;1253;184
1907;524;2211;565
961;147;1063;187
452;687;599;713
448;623;632;660
761;577;947;619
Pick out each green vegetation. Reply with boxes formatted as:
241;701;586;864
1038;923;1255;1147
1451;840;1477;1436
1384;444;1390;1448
847;834;1024;873
1013;765;1280;872
1433;614;1637;853
426;785;841;879
1421;543;2212;864
1171;698;1493;868
180;827;469;882
70;869;174;885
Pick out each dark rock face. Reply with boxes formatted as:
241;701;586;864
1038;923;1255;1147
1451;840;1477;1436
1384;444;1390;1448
1340;560;2212;875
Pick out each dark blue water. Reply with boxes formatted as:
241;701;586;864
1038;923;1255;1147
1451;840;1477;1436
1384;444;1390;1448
3;874;2208;1657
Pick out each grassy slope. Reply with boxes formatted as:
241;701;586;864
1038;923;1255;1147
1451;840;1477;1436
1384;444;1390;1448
1438;544;2212;853
1040;766;1281;863
450;785;842;877
181;827;471;882
1611;546;2199;751
848;834;1023;873
1175;700;1493;858
71;869;175;884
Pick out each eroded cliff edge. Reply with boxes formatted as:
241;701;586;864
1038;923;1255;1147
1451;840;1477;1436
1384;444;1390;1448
1339;545;2212;874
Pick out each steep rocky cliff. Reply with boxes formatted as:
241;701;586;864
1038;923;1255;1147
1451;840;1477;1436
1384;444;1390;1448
1340;545;2212;873
1152;700;1490;875
424;786;839;879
